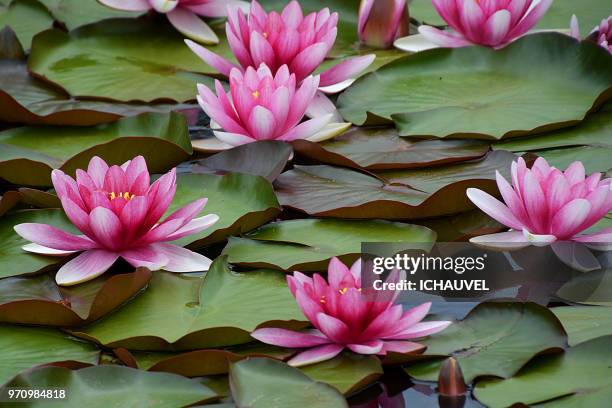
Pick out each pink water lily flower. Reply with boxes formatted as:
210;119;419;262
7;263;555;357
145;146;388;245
98;0;248;44
571;15;612;54
197;63;332;146
14;156;219;286
252;258;451;366
358;0;409;48
467;157;612;249
418;0;553;48
185;0;375;94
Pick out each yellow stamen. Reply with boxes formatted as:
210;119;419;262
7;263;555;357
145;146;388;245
109;191;135;201
263;31;269;38
251;90;260;99
338;287;348;295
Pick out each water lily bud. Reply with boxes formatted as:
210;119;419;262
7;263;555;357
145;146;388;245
438;357;467;397
358;0;409;48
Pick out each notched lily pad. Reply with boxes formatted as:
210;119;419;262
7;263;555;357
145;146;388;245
404;302;567;383
38;0;142;30
338;33;612;139
0;0;53;50
0;112;192;186
168;172;281;248
28;19;224;102
70;257;305;350
222;218;435;271
292;127;489;170
0;325;99;386
230;357;348;408
275;150;514;219
553;306;612;346
474;335;612;408
301;353;383;395
0;268;151;326
2;365;217;407
0;59;196;125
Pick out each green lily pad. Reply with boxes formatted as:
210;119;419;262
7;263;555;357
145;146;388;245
0;112;192;186
168;172;280;248
292;127;489;170
0;59;196;125
222;218;435;271
192;141;293;182
230;358;348;408
2;365;217;407
494;102;612;174
553;306;612;346
17;187;61;208
405;302;567;383
337;33;612;139
39;0;142;30
301;353;383;395
474;335;612;408
70;257;305;350
0;0;53;49
0;268;151;326
409;0;611;33
0;325;99;386
114;344;293;377
556;268;612;306
417;210;504;242
274;150;514;219
28;19;225;102
0;209;78;279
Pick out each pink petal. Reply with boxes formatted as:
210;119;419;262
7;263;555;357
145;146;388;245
507;0;553;41
119;196;149;240
305;91;342;121
165;214;220;241
86;156;109;189
185;39;238;76
150;243;212;272
275;30;301;63
120;245;170;270
316;312;350;343
418;25;473;48
14;223;96;251
546;172;571;216
570;14;581;39
283;75;320;132
432;0;462;30
383;302;433;338
347;340;384;355
459;0;486;43
97;0;151;11
89;207;123;250
150;0;178;13
22;243;77;256
251;328;331;347
522;171;549;232
575;228;612;244
470;230;530;250
287;344;344;367
327;257;351;289
249;31;276;69
495;171;528;227
167;8;218;43
466;188;524;230
226;25;254;68
564;161;586;186
387;321;451;340
247;106;277;140
361;305;403;341
269;87;291;124
295;289;324;323
289;42;328;81
550;199;591;239
380;340;426;354
484;10;511;46
278;114;332;142
319;54;375;87
124;156;149;195
522;228;557;245
281;0;304;28
185;0;249;17
55;250;119;286
60;197;93;235
213;131;255;146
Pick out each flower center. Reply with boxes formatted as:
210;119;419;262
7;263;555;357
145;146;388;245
251;90;260;99
338;287;362;295
263;32;269;38
109;191;135;201
319;295;326;304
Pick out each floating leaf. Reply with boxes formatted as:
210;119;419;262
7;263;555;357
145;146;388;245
338;33;612;139
70;258;305;350
223;218;435;271
115;344;293;377
39;0;141;30
0;269;151;326
0;325;99;386
474;336;612;408
0;112;192;186
417;210;504;242
0;191;21;216
0;209;77;279
192;141;292;182
0;59;196;125
28;19;225;102
3;365;217;407
301;354;383;395
274;150;514;219
556;268;612;306
553;306;612;346
292;127;489;170
494;102;612;173
17;187;61;208
405;302;567;383
0;0;53;49
230;358;348;408
168;172;280;248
